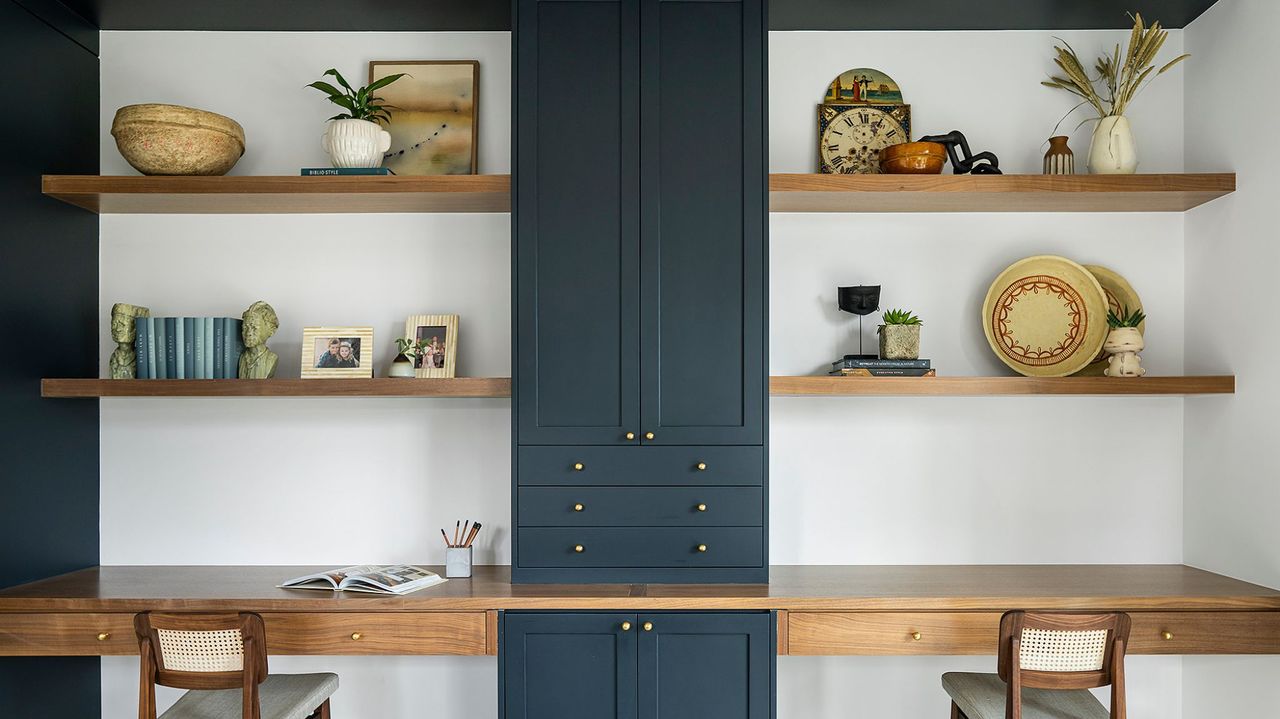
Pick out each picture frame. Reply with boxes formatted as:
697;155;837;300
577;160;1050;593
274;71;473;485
369;60;479;176
405;314;458;378
301;327;375;379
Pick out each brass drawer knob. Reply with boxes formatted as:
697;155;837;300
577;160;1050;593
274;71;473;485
625;432;636;440
645;432;655;440
911;632;922;641
696;462;707;471
696;503;707;512
97;632;110;642
350;632;362;641
642;622;653;632
574;544;585;553
573;462;585;471
696;544;708;553
1162;631;1174;641
573;503;585;512
621;621;632;632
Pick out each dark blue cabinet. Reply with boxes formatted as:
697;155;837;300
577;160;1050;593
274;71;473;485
503;612;773;719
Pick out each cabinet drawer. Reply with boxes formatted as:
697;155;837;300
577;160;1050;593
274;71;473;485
518;446;763;486
787;613;1002;656
519;527;763;568
0;613;137;656
518;486;762;526
263;612;487;655
1127;612;1280;654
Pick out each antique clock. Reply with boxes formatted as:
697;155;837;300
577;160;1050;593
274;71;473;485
818;67;911;175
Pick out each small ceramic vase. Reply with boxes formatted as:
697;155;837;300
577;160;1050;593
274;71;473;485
389;353;416;378
1103;327;1146;377
879;325;921;360
1088;116;1138;174
322;118;391;168
1043;136;1074;175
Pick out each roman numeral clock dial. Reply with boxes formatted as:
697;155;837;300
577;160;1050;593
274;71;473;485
817;67;911;175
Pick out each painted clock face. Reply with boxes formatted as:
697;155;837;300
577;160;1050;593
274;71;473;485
819;105;909;175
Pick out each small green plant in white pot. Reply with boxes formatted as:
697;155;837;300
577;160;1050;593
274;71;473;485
878;309;923;360
1103;306;1147;377
307;68;406;168
390;337;427;378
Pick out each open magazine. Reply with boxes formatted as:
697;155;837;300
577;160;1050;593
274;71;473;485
278;565;446;595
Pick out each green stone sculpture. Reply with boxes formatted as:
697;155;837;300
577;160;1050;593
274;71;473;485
238;300;279;379
109;303;151;379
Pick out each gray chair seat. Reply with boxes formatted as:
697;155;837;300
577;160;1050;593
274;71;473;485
943;672;1109;719
159;672;338;719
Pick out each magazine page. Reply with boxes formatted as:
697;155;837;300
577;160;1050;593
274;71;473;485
337;565;447;595
278;565;369;591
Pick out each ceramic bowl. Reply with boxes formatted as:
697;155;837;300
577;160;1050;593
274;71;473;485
879;142;947;174
110;104;245;176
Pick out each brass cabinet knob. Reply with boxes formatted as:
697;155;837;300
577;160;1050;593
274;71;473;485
645;432;655;440
96;632;110;642
696;462;707;471
574;544;585;553
1162;631;1174;641
642;622;653;632
625;432;636;440
621;621;632;632
350;632;362;641
696;503;707;512
573;462;585;471
911;632;922;641
573;503;585;512
696;544;708;553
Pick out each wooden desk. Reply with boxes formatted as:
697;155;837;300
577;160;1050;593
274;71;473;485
2;565;1278;658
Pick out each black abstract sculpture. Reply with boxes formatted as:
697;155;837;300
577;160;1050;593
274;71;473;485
918;130;1002;175
838;285;881;360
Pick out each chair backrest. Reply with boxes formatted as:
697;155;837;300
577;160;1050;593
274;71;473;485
997;611;1130;719
134;612;268;719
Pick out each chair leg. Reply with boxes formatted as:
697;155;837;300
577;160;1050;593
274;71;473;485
951;700;967;719
306;699;331;719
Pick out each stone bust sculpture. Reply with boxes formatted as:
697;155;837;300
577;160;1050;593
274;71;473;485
238;300;279;379
108;303;151;379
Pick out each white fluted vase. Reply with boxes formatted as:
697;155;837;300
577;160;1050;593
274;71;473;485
322;119;391;168
1088;116;1138;174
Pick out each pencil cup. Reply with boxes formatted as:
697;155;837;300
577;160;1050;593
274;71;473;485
446;547;473;579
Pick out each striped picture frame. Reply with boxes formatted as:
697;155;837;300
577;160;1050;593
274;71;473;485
301;327;375;379
405;314;458;379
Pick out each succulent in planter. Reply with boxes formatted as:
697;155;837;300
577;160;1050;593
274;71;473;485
1104;306;1147;377
307;68;407;168
878;308;923;360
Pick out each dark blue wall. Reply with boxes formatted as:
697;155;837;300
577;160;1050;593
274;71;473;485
0;0;100;714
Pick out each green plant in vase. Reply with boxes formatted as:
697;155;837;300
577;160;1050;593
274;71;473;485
1103;306;1147;377
878;308;923;360
390;337;428;378
307;68;407;168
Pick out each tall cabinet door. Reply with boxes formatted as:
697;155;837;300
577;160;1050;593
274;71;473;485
515;0;643;445
637;613;773;719
638;0;767;446
503;613;638;719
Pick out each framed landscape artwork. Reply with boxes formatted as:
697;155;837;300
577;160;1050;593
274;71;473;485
369;60;478;175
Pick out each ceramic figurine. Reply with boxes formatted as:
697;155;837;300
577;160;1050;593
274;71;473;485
109;303;151;379
238;301;279;379
1103;327;1146;377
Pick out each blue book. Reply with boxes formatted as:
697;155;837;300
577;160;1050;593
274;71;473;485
173;318;185;379
225;318;245;379
183;318;195;379
162;318;176;379
301;167;394;176
147;317;158;379
135;317;149;380
213;319;225;379
193;318;205;379
833;357;932;370
203;318;215;379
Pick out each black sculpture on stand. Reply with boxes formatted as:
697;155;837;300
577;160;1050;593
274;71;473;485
918;130;1002;175
838;285;881;360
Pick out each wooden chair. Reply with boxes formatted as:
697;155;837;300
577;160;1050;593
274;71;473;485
135;612;338;719
943;611;1131;719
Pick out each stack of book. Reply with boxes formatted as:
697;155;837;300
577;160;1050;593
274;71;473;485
829;357;936;377
134;317;244;379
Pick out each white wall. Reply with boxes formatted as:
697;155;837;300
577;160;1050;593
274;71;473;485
99;29;1187;719
1182;0;1280;714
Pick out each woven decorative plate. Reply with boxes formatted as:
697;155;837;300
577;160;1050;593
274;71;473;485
1075;264;1145;376
982;255;1109;377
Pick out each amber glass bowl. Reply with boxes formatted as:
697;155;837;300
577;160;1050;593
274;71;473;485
879;142;947;174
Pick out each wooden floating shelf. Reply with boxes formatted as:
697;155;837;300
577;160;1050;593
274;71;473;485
41;378;512;398
769;376;1236;397
44;376;1232;398
43;173;1235;215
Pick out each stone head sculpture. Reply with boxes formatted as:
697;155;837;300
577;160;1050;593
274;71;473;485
238;300;280;379
108;303;151;379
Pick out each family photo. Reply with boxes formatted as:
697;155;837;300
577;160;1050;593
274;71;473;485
313;337;362;368
414;325;447;369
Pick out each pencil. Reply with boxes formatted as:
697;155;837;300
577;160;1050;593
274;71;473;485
464;522;482;548
440;528;452;547
461;520;470;547
454;520;461;546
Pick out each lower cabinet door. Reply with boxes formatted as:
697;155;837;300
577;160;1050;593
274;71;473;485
638;613;773;719
503;613;638;719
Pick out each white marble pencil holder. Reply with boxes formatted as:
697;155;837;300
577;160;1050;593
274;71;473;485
446;547;473;578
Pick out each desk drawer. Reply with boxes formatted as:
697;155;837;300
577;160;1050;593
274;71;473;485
0;613;137;656
1127;612;1280;654
518;486;762;526
518;446;763;486
787;612;1001;656
263;612;487;655
519;527;763;568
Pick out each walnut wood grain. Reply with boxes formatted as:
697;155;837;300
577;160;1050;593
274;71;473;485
768;173;1235;213
0;613;136;655
1;565;1277;613
262;612;486;655
769;376;1235;397
787;612;1002;655
485;610;499;656
1127;611;1280;655
41;378;512;398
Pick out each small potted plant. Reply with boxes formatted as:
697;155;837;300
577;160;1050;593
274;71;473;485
1103;306;1147;377
878;308;923;360
307;68;406;168
390;337;426;378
